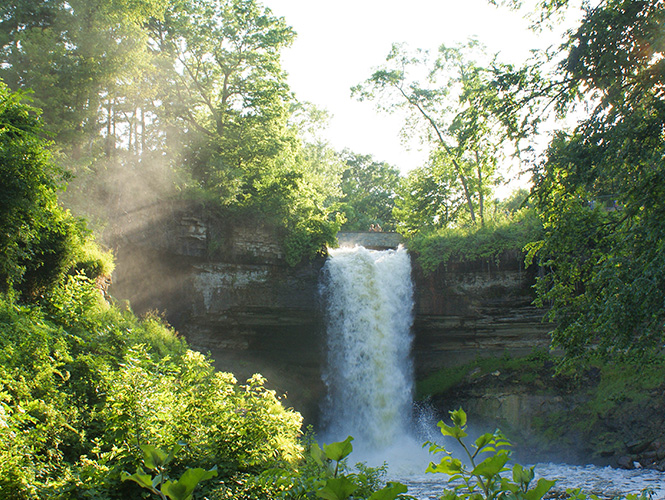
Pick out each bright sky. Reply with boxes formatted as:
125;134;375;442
263;0;578;194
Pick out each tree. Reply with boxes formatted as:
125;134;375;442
353;41;518;227
0;0;165;157
156;0;297;201
393;155;463;236
0;82;111;298
337;151;400;232
524;0;665;360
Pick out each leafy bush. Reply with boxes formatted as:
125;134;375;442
407;207;542;274
0;275;303;499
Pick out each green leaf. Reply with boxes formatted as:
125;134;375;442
426;456;463;475
161;466;218;500
525;478;556;500
438;421;468;439
500;477;519;493
323;436;354;462
450;408;467;427
141;444;168;470
474;433;494;450
471;453;510;478
316;476;358;500
311;442;326;465
121;470;155;491
368;481;408;500
512;464;535;485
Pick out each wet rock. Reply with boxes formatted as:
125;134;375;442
626;439;651;455
616;455;635;469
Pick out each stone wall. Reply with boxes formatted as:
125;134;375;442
109;201;326;421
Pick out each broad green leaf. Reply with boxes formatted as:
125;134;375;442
152;473;164;489
525;478;556;500
500;477;519;493
316;476;358;500
438;421;468;439
450;408;467;427
161;466;218;500
512;464;535;485
121;470;155;491
311;442;326;465
471;453;510;478
141;444;168;470
323;436;354;462
426;456;463;475
474;433;494;450
368;481;408;500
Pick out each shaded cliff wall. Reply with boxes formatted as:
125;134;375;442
108;203;552;424
411;251;552;378
108;201;326;422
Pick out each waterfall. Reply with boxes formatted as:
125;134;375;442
319;245;415;454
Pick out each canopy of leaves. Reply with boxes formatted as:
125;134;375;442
529;0;665;360
353;40;531;228
0;0;342;265
0;82;113;298
337;151;400;231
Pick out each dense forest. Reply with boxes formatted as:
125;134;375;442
0;0;664;498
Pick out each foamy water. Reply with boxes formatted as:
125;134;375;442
399;463;665;499
319;245;414;452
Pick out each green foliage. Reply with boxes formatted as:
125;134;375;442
426;408;555;500
0;274;303;499
519;0;665;361
407;206;542;274
337;151;400;232
284;211;343;267
122;443;218;500
354;41;532;228
0;82;113;300
262;436;411;500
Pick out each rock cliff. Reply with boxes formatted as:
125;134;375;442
108;203;551;425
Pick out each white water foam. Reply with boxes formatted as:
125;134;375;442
319;245;416;460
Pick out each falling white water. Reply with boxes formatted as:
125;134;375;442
319;245;415;455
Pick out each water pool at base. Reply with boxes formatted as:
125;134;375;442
396;463;665;499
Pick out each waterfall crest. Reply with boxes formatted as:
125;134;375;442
319;245;415;452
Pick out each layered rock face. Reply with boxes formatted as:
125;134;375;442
109;204;550;424
109;201;326;421
411;252;552;378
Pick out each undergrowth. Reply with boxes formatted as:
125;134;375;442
407;208;543;274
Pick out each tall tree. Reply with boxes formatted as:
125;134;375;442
155;0;296;202
524;0;665;360
393;154;464;236
353;41;519;227
0;0;165;157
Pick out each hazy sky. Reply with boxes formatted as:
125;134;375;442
263;0;578;193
